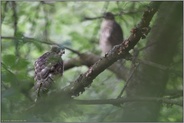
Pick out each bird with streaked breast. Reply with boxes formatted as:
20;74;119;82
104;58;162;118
34;45;65;101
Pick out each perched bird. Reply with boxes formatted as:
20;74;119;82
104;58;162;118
99;12;124;55
34;45;65;101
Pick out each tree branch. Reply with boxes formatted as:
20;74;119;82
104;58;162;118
2;1;162;100
2;36;129;80
64;53;129;80
26;91;182;113
74;97;182;107
82;10;143;21
164;90;183;99
1;36;82;55
62;1;161;97
117;63;140;98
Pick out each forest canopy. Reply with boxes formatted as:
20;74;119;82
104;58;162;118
1;1;183;122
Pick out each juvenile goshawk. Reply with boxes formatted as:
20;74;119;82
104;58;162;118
34;45;65;100
99;12;124;54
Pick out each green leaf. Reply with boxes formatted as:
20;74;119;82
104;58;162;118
12;58;29;70
2;54;16;67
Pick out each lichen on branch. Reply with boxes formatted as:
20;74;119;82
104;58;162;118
63;2;162;97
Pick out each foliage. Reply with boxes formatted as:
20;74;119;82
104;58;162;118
1;1;182;122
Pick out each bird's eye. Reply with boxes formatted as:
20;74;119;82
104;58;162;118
61;50;65;54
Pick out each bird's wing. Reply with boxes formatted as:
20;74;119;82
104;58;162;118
34;51;62;80
109;21;123;46
34;49;64;100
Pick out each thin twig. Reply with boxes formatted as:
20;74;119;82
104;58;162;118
42;2;50;41
117;63;140;98
138;59;169;70
1;36;82;56
73;97;182;107
1;62;19;83
83;9;143;21
64;47;81;56
12;1;19;57
132;46;169;71
2;62;33;101
139;41;157;51
82;2;110;21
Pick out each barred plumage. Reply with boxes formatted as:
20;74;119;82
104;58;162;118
100;12;124;54
34;45;65;100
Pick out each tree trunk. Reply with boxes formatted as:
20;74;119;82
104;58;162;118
119;2;182;121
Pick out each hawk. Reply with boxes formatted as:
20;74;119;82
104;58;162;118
34;45;65;100
99;12;124;54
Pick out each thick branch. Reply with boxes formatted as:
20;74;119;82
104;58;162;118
25;89;182;113
64;53;129;80
63;2;161;97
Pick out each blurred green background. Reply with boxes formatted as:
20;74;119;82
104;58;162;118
1;1;182;122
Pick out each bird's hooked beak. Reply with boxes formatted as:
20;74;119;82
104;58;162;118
59;48;65;56
51;45;65;56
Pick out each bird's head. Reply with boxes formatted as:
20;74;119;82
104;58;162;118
51;45;65;56
103;12;115;20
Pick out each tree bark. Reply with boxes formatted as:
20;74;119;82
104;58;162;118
119;2;182;121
